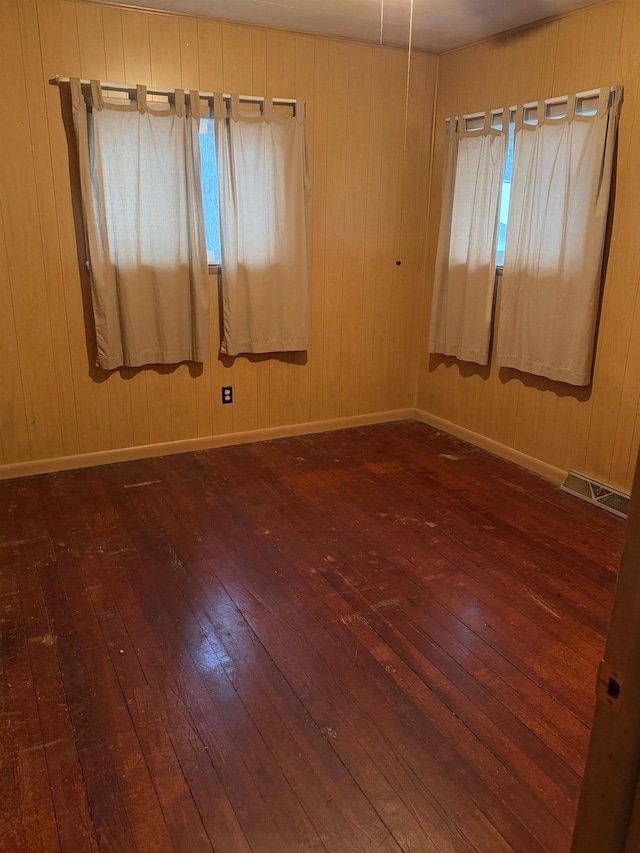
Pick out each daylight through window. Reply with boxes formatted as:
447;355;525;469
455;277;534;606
199;116;221;266
496;120;514;268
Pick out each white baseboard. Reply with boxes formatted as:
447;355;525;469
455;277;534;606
413;408;566;485
0;408;415;481
0;406;567;484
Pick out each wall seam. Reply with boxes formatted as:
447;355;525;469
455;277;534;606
412;51;439;408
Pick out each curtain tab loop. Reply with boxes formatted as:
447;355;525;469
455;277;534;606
230;94;241;121
188;91;200;120
598;86;612;117
90;80;104;111
486;107;501;136
264;97;274;123
213;92;226;121
514;104;523;131
295;99;305;125
70;77;84;112
174;89;185;117
445;116;459;139
537;99;546;126
136;84;147;114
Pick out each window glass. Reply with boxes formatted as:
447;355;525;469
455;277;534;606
198;117;221;265
496;121;515;267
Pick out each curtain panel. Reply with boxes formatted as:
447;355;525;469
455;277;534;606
71;79;209;370
429;112;507;365
213;93;311;357
496;87;623;386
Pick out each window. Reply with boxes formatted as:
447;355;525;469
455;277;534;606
66;79;310;368
431;86;620;384
198;116;221;266
495;87;621;385
496;120;514;268
69;80;210;370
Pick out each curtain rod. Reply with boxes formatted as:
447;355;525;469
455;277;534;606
52;76;297;107
449;88;604;123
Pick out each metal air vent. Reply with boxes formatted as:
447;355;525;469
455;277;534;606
561;470;629;519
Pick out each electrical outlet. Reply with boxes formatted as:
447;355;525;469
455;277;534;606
221;386;233;405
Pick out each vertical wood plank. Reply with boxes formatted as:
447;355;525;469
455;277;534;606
372;48;404;414
307;37;329;422
19;0;81;459
0;204;30;464
197;20;223;91
265;29;301;428
76;1;106;78
101;5;124;80
291;33;315;424
338;43;372;418
121;8;152;84
0;0;64;461
321;40;350;420
357;46;387;416
397;51;436;411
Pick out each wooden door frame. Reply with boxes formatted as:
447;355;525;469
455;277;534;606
572;456;640;852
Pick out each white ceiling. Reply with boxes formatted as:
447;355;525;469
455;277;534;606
90;0;606;53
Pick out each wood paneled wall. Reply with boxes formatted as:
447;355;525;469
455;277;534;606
6;0;636;490
417;0;640;493
0;0;437;470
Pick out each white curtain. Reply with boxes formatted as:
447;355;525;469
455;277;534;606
214;94;311;356
429;113;507;365
496;87;622;386
71;79;209;370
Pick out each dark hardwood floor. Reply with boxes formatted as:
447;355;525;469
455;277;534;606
0;421;625;852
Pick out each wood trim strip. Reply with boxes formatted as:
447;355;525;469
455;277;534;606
0;404;569;484
572;449;640;852
0;408;415;480
413;408;566;485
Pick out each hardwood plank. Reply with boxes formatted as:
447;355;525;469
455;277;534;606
139;520;395;850
135;450;536;843
0;422;623;852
